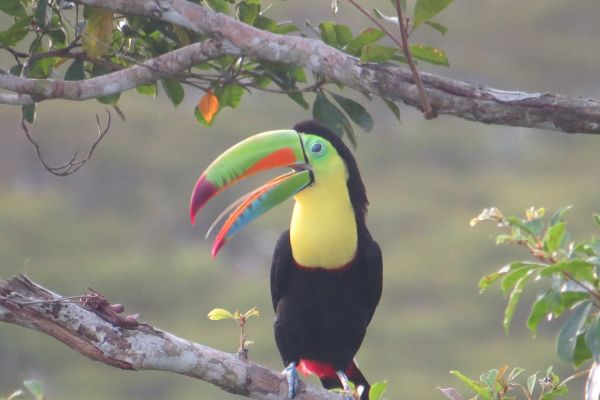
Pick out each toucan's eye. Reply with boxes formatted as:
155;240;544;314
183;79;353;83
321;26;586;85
310;142;324;155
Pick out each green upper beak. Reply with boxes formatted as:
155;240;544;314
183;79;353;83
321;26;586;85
189;130;313;257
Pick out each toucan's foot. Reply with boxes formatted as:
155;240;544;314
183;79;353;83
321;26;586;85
282;362;299;399
336;370;358;400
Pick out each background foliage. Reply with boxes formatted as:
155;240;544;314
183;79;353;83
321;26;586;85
2;0;600;399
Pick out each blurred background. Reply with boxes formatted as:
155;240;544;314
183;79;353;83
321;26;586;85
2;0;600;398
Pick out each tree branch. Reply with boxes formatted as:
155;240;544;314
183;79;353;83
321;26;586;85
0;274;342;400
2;0;600;134
0;39;232;103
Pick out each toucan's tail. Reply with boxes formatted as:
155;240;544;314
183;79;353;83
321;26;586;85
319;360;370;400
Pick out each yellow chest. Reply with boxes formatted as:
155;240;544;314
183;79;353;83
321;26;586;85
289;171;357;269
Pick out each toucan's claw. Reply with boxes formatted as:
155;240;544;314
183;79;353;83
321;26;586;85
336;371;358;400
282;362;299;399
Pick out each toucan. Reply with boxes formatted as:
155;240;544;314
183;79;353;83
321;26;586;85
189;120;383;399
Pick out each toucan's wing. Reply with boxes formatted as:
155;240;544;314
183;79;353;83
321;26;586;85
363;236;383;324
270;230;294;311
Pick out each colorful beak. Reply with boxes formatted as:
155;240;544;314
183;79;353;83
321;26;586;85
189;130;312;257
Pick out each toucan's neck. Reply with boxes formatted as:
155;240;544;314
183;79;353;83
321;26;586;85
290;168;358;269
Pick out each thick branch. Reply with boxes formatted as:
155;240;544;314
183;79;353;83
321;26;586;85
2;0;600;134
0;274;342;400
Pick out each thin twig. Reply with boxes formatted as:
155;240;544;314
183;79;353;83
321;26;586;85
394;0;434;119
345;0;404;50
562;270;600;307
21;109;112;176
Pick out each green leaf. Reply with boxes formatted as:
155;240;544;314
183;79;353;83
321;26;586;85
359;45;396;63
410;44;449;66
287;91;309;109
330;93;374;132
207;0;229;13
319;21;338;47
0;0;27;17
312;92;346;137
543;222;566;252
96;92;121;105
29;56;58;78
368;381;387;400
480;368;498;389
383;98;401;122
207;308;234;320
220;84;245;108
254;15;276;31
22;104;36;124
272;23;299;35
23;380;44;400
47;28;67;48
64;59;85;81
244;307;260;319
550;205;572;226
507;367;525;384
479;271;503;292
414;0;454;28
334;24;353;47
542;383;568;400
238;2;260;25
501;266;534;296
136;83;157;97
586;312;600;361
504;275;530;333
527;291;552;334
449;371;490;399
573;333;592;367
506;216;540;236
526;372;538;395
340;112;357;148
347;28;385;53
557;301;592;362
0;16;34;47
425;20;448;35
161;78;184;107
539;259;595;282
9;64;22;76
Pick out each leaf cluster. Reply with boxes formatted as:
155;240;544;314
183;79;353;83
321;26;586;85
441;365;579;400
1;0;454;143
471;206;600;398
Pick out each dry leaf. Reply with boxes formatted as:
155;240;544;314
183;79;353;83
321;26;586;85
198;90;219;123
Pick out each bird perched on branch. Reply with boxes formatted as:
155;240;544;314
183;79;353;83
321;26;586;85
190;120;383;399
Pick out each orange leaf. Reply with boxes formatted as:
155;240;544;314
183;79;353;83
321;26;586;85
198;91;219;124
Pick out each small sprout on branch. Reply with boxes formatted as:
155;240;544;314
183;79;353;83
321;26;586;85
207;307;260;359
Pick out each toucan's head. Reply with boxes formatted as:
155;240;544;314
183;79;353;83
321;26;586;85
189;120;367;257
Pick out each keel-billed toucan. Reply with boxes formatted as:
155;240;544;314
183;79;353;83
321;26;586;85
190;120;383;399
